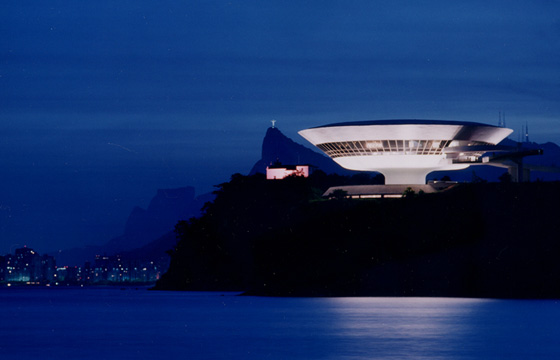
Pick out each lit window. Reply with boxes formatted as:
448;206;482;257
366;141;383;149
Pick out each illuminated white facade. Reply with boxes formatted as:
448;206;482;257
299;120;513;184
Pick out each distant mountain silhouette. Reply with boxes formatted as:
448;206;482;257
103;187;209;252
119;231;177;264
54;188;214;265
249;127;358;176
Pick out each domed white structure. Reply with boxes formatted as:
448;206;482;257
298;120;513;184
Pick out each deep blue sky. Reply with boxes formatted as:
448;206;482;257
2;1;559;255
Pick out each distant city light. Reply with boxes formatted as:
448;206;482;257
1;246;167;286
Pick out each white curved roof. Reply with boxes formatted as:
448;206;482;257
298;120;514;184
299;119;513;145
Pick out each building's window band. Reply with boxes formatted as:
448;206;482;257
316;139;488;158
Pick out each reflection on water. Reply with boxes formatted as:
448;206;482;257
325;297;560;359
0;289;559;359
323;298;490;359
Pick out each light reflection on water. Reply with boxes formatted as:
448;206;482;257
323;297;488;359
0;288;559;359
324;297;560;359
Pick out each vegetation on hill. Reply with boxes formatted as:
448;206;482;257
154;174;560;298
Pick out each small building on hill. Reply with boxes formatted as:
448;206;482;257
266;164;309;180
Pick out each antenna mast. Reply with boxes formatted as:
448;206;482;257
498;112;507;128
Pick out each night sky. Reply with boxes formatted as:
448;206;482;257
2;1;559;255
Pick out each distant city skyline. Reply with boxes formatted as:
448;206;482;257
0;246;163;285
1;1;559;254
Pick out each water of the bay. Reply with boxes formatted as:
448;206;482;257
0;287;559;359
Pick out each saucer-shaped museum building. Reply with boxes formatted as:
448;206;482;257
298;120;513;184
